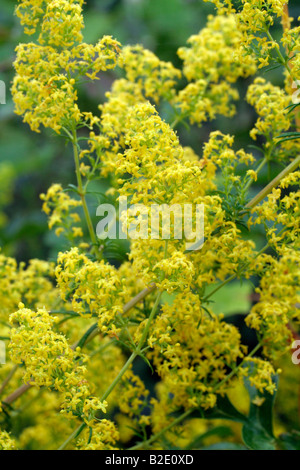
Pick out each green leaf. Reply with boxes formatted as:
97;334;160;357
201;442;248;450
262;64;282;73
242;423;276;450
205;395;248;424
186;426;233;450
278;432;300;450
241;369;278;450
278;132;300;138
138;353;154;374
276;132;300;144
64;184;80;194
286;103;300;114
276;136;300;143
244;372;278;437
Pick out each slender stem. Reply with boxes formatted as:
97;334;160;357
2;285;157;407
101;352;137;402
123;284;156;315
281;3;300;130
129;342;262;450
136;290;162;354
266;29;293;74
58;423;86;451
58;288;163;450
75;323;99;350
202;242;269;304
202;274;236;303
212;342;262;393
129;408;194;450
246;154;300;209
71;128;99;254
2;383;32;406
244;157;267;192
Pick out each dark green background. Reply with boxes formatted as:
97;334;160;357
0;0;299;263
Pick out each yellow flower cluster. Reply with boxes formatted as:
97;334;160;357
13;0;121;133
40;183;83;239
0;430;17;450
3;0;299;451
238;1;287;33
148;293;246;410
77;420;119;450
175;14;256;125
247;78;292;155
240;358;277;394
175;80;239;125
246;249;300;360
15;0;84;38
119;369;150;426
205;0;286;28
55;248;126;335
250;171;300;250
0;254;57;322
282;23;300;82
9;305;107;425
205;1;288;68
122;45;181;103
178;15;256;83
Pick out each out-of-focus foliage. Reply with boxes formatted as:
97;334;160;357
1;0;299;262
0;0;299;451
0;0;212;262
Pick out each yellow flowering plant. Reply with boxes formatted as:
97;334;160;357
0;0;299;451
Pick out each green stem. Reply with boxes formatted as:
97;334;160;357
246;154;300;209
202;243;269;303
100;351;137;402
136;290;163;354
212;342;262;393
129;408;194;450
202;274;236;303
244;157;268;192
58;423;86;451
58;288;163;450
129;342;262;450
265;29;297;83
71;128;99;255
2;286;157;408
75;323;99;350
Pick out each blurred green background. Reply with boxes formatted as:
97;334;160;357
0;0;299;272
1;0;300;442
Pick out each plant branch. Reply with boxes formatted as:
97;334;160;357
212;342;262;393
71;128;99;256
58;288;163;450
129;408;194;450
0;365;19;397
246;154;300;209
129;342;262;450
2;284;156;408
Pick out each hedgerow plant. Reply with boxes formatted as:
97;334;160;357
0;0;299;451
